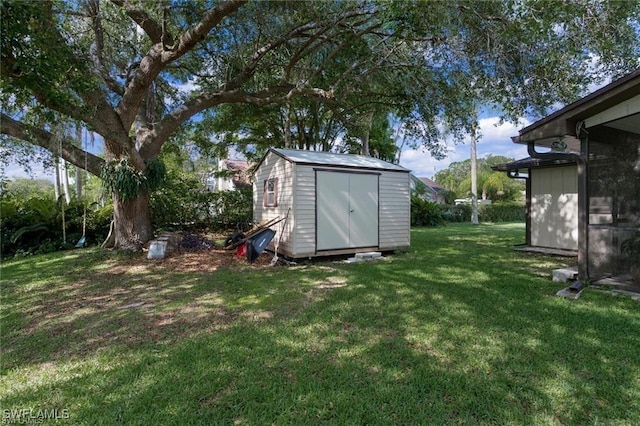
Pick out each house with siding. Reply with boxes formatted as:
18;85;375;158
492;157;578;252
411;176;447;203
206;159;252;191
494;69;640;285
253;148;411;259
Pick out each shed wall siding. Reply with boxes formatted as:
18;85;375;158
379;172;411;249
292;165;317;257
253;153;296;257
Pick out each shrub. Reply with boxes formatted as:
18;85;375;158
205;187;253;231
150;173;252;232
411;196;446;227
441;204;472;223
150;174;203;230
1;196;59;257
479;202;525;222
1;192;114;258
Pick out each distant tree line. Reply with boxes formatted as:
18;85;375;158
434;155;525;203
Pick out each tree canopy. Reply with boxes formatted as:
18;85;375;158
434;155;525;202
1;0;638;249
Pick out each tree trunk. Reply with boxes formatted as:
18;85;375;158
362;111;373;156
470;121;479;225
60;159;71;204
54;156;61;201
75;166;83;200
284;102;292;148
111;191;154;251
76;124;83;200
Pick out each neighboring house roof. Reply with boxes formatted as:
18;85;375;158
224;159;252;188
514;68;640;144
491;157;575;172
255;147;410;173
410;175;447;202
226;159;249;171
417;177;445;192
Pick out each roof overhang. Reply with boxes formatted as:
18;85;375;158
513;69;640;146
491;157;575;172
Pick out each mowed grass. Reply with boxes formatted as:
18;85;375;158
1;223;639;425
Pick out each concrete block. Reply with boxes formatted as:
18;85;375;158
556;287;583;299
355;252;382;260
148;240;168;259
553;267;578;283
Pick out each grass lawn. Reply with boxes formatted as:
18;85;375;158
2;223;639;425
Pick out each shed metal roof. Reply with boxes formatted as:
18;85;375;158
260;148;410;172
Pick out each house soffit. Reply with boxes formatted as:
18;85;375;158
585;95;640;135
491;157;575;172
596;112;640;135
514;69;640;144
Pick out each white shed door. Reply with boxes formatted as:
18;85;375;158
316;171;379;251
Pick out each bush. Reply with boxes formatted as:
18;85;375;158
150;174;203;230
0;192;114;258
441;204;472;223
1;171;255;257
479;202;525;222
206;188;253;231
411;197;446;227
150;174;252;232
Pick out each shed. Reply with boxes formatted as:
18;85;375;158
252;148;411;259
492;157;578;252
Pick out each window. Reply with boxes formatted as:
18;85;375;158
263;178;278;207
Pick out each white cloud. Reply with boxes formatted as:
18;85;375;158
176;78;198;94
399;116;531;178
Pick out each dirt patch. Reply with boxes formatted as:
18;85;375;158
148;246;277;272
142;232;279;273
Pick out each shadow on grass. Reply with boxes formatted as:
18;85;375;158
1;247;349;370
2;224;639;424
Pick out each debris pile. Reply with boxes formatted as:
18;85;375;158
180;233;215;251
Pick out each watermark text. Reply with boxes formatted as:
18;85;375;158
2;408;70;424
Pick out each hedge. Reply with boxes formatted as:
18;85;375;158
479;202;526;222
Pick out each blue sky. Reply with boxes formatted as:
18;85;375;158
399;115;531;178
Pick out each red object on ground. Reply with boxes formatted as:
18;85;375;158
236;243;247;257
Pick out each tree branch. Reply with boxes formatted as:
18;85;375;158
1;2;131;151
110;0;164;44
282;10;378;84
88;0;124;95
116;0;247;129
138;85;334;158
223;19;322;91
1;114;105;177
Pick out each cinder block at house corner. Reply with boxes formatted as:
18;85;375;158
552;267;578;283
556;286;583;299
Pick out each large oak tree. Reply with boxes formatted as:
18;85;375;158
1;0;638;250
